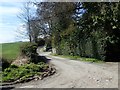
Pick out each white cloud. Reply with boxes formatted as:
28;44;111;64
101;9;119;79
0;1;31;43
0;27;16;43
0;0;40;3
0;0;44;3
0;7;22;14
0;0;25;3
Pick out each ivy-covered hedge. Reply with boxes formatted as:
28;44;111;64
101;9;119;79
56;36;105;61
20;42;38;62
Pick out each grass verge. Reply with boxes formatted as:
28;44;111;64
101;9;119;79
51;54;104;63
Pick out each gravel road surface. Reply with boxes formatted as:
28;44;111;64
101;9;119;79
14;52;118;88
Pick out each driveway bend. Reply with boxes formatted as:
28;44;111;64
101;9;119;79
16;52;118;88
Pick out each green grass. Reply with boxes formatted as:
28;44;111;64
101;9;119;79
52;54;104;63
0;42;51;83
1;42;26;63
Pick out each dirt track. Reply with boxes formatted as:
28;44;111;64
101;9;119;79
15;52;118;88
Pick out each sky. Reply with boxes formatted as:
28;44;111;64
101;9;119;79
0;0;71;44
0;0;26;43
0;0;64;43
1;0;117;43
0;0;42;43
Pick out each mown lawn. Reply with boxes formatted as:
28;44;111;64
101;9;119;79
1;42;26;63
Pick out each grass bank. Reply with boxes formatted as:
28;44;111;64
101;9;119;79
1;42;26;63
1;42;56;84
52;54;104;63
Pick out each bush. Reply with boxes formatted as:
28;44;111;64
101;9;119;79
9;64;18;68
1;57;11;71
37;38;45;46
20;42;38;62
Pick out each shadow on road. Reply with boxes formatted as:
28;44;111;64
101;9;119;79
1;86;15;90
34;56;51;64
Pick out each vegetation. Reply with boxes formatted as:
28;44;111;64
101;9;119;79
2;62;48;82
1;58;10;71
52;54;104;63
18;2;120;62
1;42;52;83
20;42;38;62
37;38;45;46
34;2;120;62
2;2;119;84
1;42;25;63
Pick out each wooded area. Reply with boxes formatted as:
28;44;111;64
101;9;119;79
21;2;120;62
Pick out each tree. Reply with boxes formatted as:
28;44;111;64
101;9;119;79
36;2;76;53
18;1;36;42
81;2;120;61
19;2;120;61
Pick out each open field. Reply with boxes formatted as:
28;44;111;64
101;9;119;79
1;42;26;63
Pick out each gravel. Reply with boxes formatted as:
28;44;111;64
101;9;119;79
14;52;118;88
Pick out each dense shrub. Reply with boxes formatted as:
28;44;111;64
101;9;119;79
37;38;45;46
1;57;11;71
20;42;38;62
45;37;52;51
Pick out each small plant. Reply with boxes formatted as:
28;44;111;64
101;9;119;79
2;62;48;82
